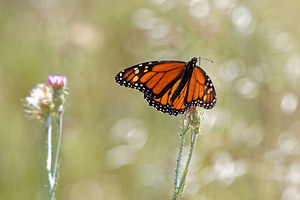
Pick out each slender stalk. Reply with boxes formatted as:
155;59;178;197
173;119;190;199
177;128;199;195
46;114;55;197
173;131;185;191
49;111;63;200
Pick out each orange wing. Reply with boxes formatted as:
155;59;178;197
145;78;189;115
115;61;186;99
185;66;217;109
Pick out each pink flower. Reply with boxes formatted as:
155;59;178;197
47;74;67;89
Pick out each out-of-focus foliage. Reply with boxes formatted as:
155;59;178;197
0;0;300;199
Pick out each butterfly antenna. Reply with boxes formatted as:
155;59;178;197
197;56;213;66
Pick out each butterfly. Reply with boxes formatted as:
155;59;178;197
115;57;217;116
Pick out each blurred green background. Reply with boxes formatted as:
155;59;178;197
1;0;300;199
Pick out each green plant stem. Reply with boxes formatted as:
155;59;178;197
49;111;63;200
177;128;198;196
173;119;190;200
46;114;55;199
173;131;185;191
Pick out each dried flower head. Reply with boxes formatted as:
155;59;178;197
47;74;67;89
23;84;54;119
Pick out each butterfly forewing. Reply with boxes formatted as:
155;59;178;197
115;61;186;99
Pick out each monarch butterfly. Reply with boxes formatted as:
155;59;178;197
115;57;217;116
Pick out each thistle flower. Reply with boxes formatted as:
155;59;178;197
47;74;67;89
184;106;203;131
23;84;54;119
47;74;67;113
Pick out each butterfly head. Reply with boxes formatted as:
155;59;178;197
191;57;198;65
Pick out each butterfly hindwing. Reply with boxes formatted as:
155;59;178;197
185;66;217;109
145;78;188;116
